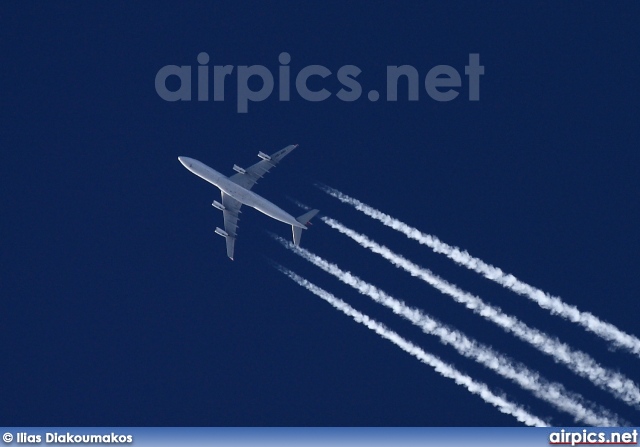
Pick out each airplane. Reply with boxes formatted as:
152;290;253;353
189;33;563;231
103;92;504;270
178;144;319;260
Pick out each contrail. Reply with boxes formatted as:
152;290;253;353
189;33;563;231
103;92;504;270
275;265;550;427
319;185;640;358
273;237;624;426
321;216;640;409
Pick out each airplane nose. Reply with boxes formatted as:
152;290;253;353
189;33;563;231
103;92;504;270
178;156;188;167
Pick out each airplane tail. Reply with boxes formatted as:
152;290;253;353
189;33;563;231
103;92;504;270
292;209;319;246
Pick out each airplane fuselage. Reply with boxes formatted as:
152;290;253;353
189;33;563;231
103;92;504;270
178;157;306;229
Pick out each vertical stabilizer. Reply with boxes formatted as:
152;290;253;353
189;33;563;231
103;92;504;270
292;226;303;246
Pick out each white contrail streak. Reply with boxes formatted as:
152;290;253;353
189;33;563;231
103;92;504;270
320;216;640;409
274;237;623;426
319;185;640;358
275;265;550;427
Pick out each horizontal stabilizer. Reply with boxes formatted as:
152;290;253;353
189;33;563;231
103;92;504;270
296;209;319;226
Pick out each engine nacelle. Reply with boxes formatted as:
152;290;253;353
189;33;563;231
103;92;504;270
215;227;229;238
233;164;246;174
258;151;271;161
212;200;226;211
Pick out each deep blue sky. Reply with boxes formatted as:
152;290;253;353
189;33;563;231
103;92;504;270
2;2;639;426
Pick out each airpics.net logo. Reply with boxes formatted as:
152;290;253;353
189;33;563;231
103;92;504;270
154;52;484;113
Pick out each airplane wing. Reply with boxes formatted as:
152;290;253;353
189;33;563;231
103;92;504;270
228;144;298;191
220;191;242;260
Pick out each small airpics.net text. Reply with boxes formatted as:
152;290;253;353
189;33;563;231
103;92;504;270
155;52;484;113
